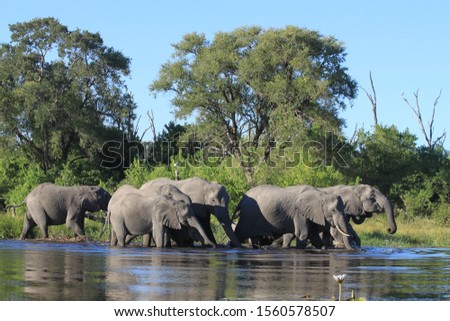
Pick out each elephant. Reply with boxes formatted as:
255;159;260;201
317;184;396;247
320;184;396;232
268;184;396;248
140;177;241;247
18;183;111;239
233;185;359;250
109;184;207;247
108;184;215;247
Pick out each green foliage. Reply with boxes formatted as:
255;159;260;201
0;17;137;174
0;212;23;239
6;162;51;215
53;159;104;187
150;25;357;159
433;203;450;226
350;125;418;194
122;160;172;188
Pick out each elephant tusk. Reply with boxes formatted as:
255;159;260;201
336;225;351;237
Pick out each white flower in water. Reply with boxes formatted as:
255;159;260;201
333;274;348;301
333;274;348;284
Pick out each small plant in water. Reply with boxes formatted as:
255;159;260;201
333;274;347;301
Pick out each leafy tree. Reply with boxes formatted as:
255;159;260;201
0;17;137;172
350;125;418;195
147;121;187;166
150;26;357;162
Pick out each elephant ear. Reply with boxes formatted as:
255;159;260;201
340;187;364;216
155;197;182;230
298;191;326;226
79;188;100;211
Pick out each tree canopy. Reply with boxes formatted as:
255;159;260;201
0;17;137;172
150;25;357;160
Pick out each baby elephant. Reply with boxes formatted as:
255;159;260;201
108;188;215;248
18;183;111;239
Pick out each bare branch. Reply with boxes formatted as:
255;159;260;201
402;89;445;150
349;123;360;144
146;110;157;142
361;71;378;126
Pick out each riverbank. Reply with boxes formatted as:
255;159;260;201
1;211;449;247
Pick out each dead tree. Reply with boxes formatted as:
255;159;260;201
361;71;378;127
147;110;157;142
402;89;446;150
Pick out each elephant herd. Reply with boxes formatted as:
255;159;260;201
15;177;397;251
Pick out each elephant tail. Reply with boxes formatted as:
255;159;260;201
5;200;27;216
99;209;111;239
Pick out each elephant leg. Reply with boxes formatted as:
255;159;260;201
77;213;85;235
320;230;334;248
66;210;85;236
309;230;326;250
116;232;126;247
19;212;36;240
281;233;295;248
125;234;138;245
250;236;263;249
29;208;49;238
153;224;169;248
142;234;152;247
270;236;283;247
110;229;118;246
294;217;309;249
113;225;127;247
199;216;217;245
38;224;49;239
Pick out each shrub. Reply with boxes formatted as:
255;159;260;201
5;163;51;215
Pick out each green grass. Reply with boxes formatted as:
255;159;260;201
0;211;108;241
353;215;450;248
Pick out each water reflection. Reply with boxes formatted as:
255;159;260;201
0;240;449;301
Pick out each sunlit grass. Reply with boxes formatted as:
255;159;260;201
0;211;107;241
353;215;450;248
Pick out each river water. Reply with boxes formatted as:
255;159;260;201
0;240;449;301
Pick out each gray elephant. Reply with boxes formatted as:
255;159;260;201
321;184;396;232
270;184;396;248
318;184;396;247
18;183;111;239
233;185;359;250
110;184;205;247
108;184;215;247
140;177;241;247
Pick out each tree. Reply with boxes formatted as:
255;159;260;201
0;17;137;172
147;121;187;166
401;89;446;151
361;71;378;126
150;26;357;162
350;125;418;194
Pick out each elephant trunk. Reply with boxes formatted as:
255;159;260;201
334;215;359;251
214;206;242;247
222;222;242;248
376;191;397;234
187;216;216;248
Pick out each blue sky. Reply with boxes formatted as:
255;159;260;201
1;0;449;149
